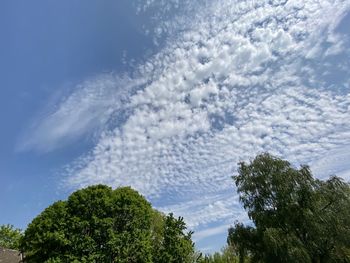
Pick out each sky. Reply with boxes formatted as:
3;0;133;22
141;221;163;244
1;0;350;253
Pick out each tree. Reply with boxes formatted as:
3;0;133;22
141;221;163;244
21;185;195;262
156;213;194;263
199;246;239;263
0;224;23;250
228;153;350;263
21;200;69;262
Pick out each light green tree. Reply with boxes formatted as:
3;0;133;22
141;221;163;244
155;213;194;263
200;246;239;263
0;224;23;250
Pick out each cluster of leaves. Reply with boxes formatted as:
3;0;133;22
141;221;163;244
0;224;23;250
228;153;350;263
20;185;195;263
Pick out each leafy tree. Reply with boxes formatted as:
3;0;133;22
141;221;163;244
21;200;69;262
228;153;350;263
150;210;166;259
156;213;194;263
0;224;23;250
21;185;195;262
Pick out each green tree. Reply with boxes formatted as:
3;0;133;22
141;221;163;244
156;213;194;263
200;246;239;263
21;201;69;262
0;224;23;250
228;153;350;263
21;185;195;262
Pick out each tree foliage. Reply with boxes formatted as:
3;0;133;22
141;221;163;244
156;213;194;263
228;153;350;263
0;224;23;250
21;185;195;263
200;246;239;263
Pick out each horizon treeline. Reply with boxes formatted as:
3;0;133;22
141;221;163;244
1;153;349;262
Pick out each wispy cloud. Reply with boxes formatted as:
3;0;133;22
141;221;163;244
22;0;350;244
17;74;146;152
193;224;231;242
311;145;350;180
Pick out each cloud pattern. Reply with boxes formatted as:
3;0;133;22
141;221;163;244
28;0;350;244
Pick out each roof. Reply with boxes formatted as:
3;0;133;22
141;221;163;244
0;248;22;263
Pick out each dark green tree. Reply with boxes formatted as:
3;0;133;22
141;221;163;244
228;153;350;263
21;185;195;262
0;224;23;250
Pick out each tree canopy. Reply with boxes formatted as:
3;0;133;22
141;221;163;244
0;224;23;250
228;153;350;263
21;185;195;263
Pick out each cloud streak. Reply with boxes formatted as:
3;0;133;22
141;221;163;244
17;74;147;152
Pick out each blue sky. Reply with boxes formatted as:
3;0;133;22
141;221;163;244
1;0;156;235
1;0;350;253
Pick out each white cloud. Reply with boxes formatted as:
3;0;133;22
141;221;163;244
17;74;146;152
24;0;350;249
311;145;350;180
193;224;231;242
